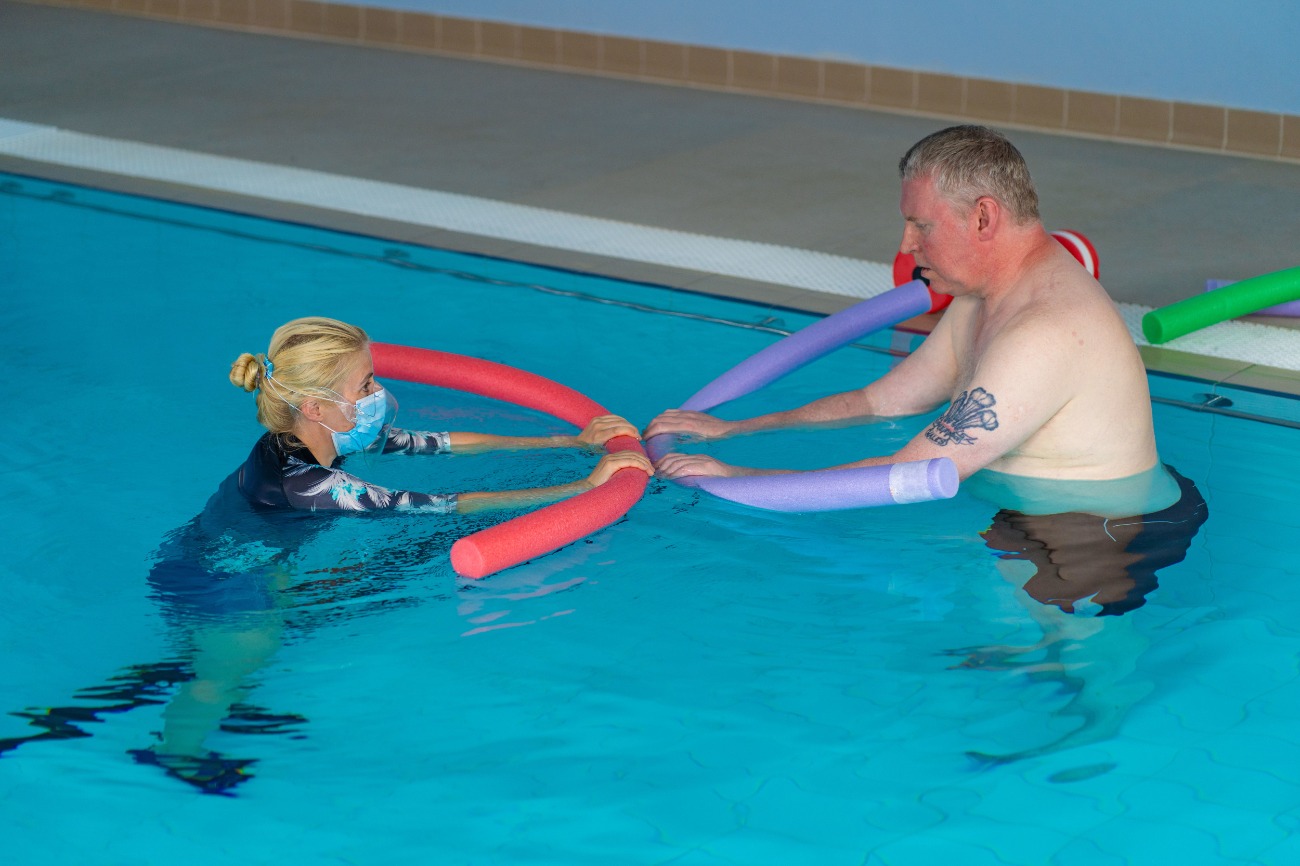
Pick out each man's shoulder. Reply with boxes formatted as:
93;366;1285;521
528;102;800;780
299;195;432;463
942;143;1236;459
977;290;1112;375
1015;267;1125;335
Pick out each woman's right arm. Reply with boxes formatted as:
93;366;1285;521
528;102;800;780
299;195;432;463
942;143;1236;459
282;460;457;514
454;450;652;514
282;450;651;516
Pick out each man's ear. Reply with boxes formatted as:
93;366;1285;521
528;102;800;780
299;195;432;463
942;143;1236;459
974;196;1001;238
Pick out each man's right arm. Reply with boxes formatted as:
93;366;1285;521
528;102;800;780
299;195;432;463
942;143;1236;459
644;303;964;441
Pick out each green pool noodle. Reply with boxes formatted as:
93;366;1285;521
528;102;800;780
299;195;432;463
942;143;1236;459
1142;266;1300;344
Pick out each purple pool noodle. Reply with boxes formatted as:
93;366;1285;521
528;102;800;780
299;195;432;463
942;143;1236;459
1206;279;1300;317
644;281;928;468
681;458;959;511
681;280;933;412
644;431;675;463
655;279;959;511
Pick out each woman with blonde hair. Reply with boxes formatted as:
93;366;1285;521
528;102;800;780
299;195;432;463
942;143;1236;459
227;316;651;514
0;317;649;795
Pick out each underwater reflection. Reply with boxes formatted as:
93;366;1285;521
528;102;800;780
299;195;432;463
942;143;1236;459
948;465;1208;763
0;503;464;796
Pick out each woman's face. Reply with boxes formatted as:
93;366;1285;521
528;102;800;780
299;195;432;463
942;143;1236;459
319;348;379;431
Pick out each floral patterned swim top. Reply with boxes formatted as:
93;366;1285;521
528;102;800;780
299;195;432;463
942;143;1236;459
235;429;458;514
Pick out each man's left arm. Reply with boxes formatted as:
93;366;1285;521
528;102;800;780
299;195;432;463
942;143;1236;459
840;320;1072;479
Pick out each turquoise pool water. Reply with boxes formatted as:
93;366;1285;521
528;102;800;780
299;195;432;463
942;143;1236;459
2;172;1299;865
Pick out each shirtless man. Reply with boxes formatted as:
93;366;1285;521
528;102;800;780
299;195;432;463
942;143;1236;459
647;125;1160;490
647;125;1208;624
646;127;1209;763
644;128;1210;764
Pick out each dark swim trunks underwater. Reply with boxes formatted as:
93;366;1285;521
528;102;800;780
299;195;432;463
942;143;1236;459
980;466;1208;617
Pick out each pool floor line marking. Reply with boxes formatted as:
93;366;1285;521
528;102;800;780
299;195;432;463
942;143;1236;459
3;117;1299;371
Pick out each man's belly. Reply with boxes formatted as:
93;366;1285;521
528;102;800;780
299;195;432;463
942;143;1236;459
985;417;1159;482
966;462;1181;517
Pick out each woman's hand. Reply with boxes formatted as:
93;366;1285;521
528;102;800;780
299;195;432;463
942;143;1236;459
652;452;740;480
643;409;735;442
578;414;642;448
586;450;654;487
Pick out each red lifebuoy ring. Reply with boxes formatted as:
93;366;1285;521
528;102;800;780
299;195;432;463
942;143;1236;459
892;252;952;313
1049;230;1100;279
371;342;648;579
892;229;1099;309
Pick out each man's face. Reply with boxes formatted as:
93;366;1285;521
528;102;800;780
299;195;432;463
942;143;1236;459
898;176;976;297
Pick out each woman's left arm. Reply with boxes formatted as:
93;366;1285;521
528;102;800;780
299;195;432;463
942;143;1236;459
446;414;640;454
382;428;453;456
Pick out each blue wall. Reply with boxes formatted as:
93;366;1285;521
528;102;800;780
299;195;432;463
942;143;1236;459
357;0;1300;115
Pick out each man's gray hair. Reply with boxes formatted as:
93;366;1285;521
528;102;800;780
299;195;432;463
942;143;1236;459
899;125;1040;223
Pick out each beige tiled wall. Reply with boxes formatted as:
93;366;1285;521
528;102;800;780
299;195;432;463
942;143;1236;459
29;0;1300;163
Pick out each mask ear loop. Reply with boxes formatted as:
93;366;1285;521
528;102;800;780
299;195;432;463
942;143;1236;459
261;366;357;424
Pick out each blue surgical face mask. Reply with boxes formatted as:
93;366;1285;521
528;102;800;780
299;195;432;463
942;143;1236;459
322;388;391;456
262;369;396;457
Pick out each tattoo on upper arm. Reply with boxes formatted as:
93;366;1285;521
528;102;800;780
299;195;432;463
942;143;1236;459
925;387;999;446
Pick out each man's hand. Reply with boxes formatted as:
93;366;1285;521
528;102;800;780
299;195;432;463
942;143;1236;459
653;452;739;480
643;410;735;442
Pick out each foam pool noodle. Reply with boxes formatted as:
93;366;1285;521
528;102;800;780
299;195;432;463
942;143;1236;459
371;343;648;578
1143;266;1300;344
648;280;959;511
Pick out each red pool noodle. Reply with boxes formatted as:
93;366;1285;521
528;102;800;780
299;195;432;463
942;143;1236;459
370;342;649;579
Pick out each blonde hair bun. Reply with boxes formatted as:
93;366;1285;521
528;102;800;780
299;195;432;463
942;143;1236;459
230;352;264;392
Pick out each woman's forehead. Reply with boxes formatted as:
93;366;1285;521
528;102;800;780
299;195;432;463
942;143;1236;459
344;349;374;382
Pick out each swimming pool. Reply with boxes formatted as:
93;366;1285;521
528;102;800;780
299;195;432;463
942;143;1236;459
3;172;1299;865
